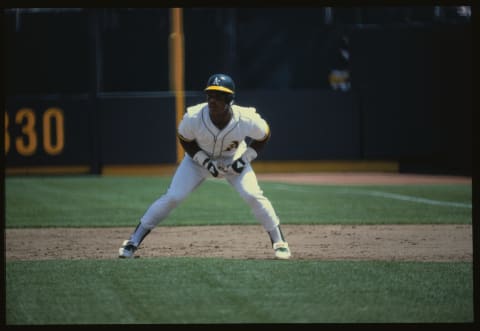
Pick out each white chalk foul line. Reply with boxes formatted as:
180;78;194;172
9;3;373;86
268;184;471;209
344;189;472;209
215;180;471;209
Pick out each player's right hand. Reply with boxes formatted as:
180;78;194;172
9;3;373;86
193;150;219;177
203;159;219;177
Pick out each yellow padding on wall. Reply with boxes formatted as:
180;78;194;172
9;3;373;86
252;160;398;173
6;165;91;175
101;160;397;176
6;161;398;176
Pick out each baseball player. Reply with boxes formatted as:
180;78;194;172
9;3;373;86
119;73;291;259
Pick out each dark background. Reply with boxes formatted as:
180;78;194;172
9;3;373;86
4;7;472;175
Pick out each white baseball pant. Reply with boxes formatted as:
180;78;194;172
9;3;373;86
140;155;280;232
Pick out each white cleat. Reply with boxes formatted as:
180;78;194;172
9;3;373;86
118;240;138;258
273;241;291;260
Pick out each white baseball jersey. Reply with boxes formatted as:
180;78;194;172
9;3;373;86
178;102;270;164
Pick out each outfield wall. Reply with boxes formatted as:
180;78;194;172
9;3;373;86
5;87;469;175
6;92;361;173
4;9;471;176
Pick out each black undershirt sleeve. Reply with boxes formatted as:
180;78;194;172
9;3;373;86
178;134;201;158
248;129;271;154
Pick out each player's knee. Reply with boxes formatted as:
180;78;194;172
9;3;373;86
165;191;188;206
239;190;262;206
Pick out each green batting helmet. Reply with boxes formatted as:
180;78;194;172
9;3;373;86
204;74;235;103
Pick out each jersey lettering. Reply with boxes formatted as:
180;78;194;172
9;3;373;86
225;141;239;152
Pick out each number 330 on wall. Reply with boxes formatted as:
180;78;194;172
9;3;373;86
5;107;65;156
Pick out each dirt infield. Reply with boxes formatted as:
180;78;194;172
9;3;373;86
6;224;472;262
257;172;472;185
5;173;472;262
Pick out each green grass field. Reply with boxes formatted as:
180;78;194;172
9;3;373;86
5;175;473;324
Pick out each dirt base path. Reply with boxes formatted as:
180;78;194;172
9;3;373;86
257;172;472;185
6;224;472;262
6;173;472;262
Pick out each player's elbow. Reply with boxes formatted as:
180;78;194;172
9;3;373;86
249;136;269;153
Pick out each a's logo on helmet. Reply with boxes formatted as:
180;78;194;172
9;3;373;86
212;77;221;85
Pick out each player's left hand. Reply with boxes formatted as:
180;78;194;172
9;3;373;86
226;147;258;175
229;157;247;174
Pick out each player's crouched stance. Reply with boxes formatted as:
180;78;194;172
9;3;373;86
119;73;291;260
